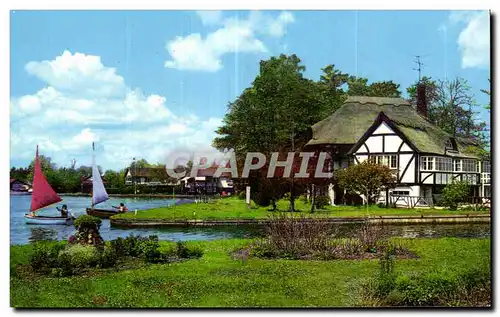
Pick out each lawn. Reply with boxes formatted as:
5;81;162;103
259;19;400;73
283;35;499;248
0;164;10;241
10;237;490;307
112;197;489;221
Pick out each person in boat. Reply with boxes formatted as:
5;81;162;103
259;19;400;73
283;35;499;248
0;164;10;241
56;204;69;218
112;203;128;213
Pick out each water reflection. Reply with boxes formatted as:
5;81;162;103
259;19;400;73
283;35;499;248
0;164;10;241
29;227;58;243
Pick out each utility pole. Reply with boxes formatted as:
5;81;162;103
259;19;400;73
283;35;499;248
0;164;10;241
413;55;426;82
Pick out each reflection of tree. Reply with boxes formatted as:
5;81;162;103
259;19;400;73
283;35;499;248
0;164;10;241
29;227;57;243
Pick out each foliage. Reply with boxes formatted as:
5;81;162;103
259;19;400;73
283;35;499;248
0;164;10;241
59;244;100;269
442;180;470;210
175;241;204;259
368;267;490;307
237;191;246;200
406;77;488;147
314;195;330;209
74;215;102;230
336;161;397;204
29;242;65;273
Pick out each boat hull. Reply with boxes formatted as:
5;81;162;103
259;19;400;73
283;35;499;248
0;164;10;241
11;191;32;196
24;215;74;225
86;208;121;219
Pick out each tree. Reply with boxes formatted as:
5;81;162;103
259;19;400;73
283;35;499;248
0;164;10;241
335;161;397;205
214;54;328;211
103;170;122;189
347;77;402;98
480;78;490;112
130;159;150;169
406;77;487;146
442;180;470;210
27;155;56;181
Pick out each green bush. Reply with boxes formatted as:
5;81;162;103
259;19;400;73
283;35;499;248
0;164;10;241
314;195;330;209
175;241;203;259
74;215;102;230
98;246;118;268
59;244;100;269
299;194;308;203
442;180;470;210
29;242;65;273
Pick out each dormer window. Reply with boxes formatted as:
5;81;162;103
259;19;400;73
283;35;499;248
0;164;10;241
445;138;458;152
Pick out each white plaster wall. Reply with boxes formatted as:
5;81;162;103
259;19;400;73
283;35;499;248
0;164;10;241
356;154;368;163
365;135;383;153
373;122;394;134
399;154;415;183
400;143;412;152
385;135;403;152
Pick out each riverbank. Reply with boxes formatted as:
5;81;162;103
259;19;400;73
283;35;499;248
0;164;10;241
10;237;490;307
111;197;490;226
59;193;194;199
111;214;491;228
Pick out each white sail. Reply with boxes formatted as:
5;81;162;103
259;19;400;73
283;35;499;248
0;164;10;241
92;142;109;206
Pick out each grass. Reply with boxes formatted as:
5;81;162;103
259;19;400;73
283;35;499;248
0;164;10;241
112;197;489;221
10;237;490;307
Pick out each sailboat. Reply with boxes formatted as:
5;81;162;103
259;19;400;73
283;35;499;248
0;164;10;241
85;142;120;219
24;146;73;225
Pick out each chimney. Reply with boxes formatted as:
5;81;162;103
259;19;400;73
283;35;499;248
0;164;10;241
416;82;428;118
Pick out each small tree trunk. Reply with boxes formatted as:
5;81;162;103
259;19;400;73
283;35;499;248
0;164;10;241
310;183;316;213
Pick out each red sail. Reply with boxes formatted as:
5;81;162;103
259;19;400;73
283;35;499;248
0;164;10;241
30;146;62;212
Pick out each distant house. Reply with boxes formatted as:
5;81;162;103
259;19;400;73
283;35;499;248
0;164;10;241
81;176;108;194
10;179;31;193
179;164;234;195
124;167;179;186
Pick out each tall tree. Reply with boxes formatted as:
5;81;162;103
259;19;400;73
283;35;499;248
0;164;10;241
406;77;487;146
347;76;402;98
214;54;327;210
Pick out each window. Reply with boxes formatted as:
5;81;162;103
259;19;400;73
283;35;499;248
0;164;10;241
462;159;478;172
369;155;398;169
482;161;491;173
435;157;453;171
454;160;462;172
421;157;434;171
481;173;491;184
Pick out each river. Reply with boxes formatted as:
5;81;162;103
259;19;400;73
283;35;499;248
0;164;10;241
10;195;491;245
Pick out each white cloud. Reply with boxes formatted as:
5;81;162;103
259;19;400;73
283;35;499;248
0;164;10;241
11;51;223;170
196;11;223;26
25;50;126;98
164;11;294;72
449;10;490;69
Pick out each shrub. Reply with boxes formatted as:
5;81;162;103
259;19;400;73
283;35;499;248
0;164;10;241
237;191;246;200
314;195;330;209
357;222;384;252
74;215;102;230
98;246;118;268
175;241;203;259
299;194;308;203
59;244;100;269
442;180;470;210
29;242;66;273
250;213;336;259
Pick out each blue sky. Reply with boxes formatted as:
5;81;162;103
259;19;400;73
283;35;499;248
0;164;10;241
10;10;490;170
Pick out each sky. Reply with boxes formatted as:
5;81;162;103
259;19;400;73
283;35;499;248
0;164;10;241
10;10;490;171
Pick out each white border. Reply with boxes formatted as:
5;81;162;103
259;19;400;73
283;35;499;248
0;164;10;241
3;0;497;316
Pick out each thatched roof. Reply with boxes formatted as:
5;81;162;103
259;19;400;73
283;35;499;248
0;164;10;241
306;96;481;159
